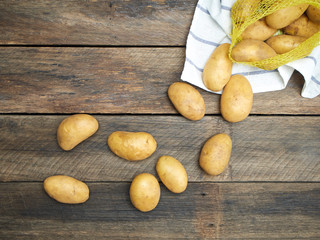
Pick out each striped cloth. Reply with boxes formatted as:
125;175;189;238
181;0;320;98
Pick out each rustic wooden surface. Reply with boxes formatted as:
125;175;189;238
0;0;319;239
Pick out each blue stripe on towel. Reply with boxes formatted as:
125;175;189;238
221;5;232;11
196;4;210;15
305;56;317;66
234;69;278;76
185;57;204;72
311;76;320;85
189;31;220;46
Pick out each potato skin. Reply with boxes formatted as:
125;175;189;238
107;131;157;161
265;4;309;29
202;43;232;92
44;175;89;204
57;114;99;151
130;173;160;212
231;39;277;62
266;35;307;54
199;133;232;176
241;18;277;41
284;14;320;38
221;75;253;123
232;0;261;23
156;156;188;193
306;5;320;23
168;82;205;121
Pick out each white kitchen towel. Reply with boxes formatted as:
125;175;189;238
181;0;320;98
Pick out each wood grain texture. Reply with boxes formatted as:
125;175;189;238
0;0;195;46
1;115;319;182
0;182;319;239
0;47;319;114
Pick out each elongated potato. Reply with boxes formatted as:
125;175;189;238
156;155;188;193
306;5;320;23
221;75;253;123
202;43;232;92
168;82;205;121
231;39;276;62
241;18;277;41
266;35;307;54
284;14;320;38
108;131;157;161
265;4;309;29
57;114;99;151
199;133;232;176
44;175;89;204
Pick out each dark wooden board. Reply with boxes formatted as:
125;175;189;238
0;182;319;239
1;115;319;182
0;0;195;46
0;47;319;114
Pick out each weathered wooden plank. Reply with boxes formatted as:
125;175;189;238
0;0;195;46
0;182;319;239
1;115;319;182
0;47;319;114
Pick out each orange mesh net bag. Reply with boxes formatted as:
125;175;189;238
229;0;320;70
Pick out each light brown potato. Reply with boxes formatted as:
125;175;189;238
266;35;307;54
107;131;157;161
168;82;205;121
156;156;188;193
202;43;232;92
284;14;320;38
306;5;320;23
241;18;277;41
265;4;309;29
231;39;277;62
130;173;160;212
199;133;232;176
44;175;89;204
221;75;253;123
57;114;99;151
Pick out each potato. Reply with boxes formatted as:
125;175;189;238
202;43;232;92
284;14;320;38
241;18;277;41
44;175;89;204
230;39;277;62
107;131;157;161
266;35;307;54
168;82;205;121
156;156;188;193
199;133;232;176
306;5;320;23
57;114;99;151
220;74;253;123
130;173;160;212
265;4;309;29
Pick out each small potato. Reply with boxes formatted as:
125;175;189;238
199;133;232;176
221;75;253;123
107;131;157;161
44;175;89;204
130;173;160;212
202;43;233;92
156;156;188;193
168;82;205;121
306;5;320;23
57;114;99;151
284;14;320;38
266;35;307;54
241;18;277;41
231;39;277;62
265;4;309;29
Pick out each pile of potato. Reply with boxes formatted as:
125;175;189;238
231;4;320;62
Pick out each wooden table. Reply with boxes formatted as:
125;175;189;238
1;1;319;239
